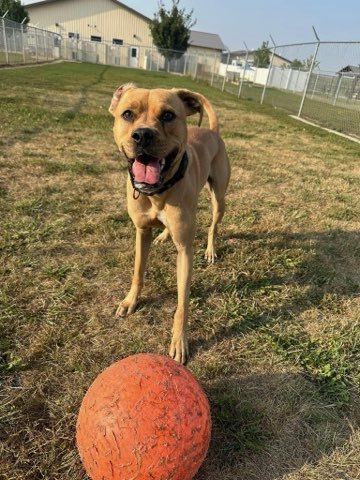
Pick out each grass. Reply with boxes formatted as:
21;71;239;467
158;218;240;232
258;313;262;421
1;62;360;479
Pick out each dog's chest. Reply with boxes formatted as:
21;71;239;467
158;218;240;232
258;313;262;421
156;210;168;228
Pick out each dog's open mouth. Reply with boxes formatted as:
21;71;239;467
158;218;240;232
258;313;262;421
132;154;164;185
127;150;180;195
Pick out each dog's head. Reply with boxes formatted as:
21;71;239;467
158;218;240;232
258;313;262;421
109;84;206;194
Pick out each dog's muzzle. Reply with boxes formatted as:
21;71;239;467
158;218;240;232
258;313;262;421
127;150;188;197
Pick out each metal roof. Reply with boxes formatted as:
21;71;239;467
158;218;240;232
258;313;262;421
339;65;360;74
189;30;226;51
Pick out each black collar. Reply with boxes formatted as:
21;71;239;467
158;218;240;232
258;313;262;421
129;151;188;197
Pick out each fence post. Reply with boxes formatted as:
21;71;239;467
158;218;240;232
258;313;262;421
238;42;249;98
221;50;230;92
285;68;292;90
261;37;276;104
43;30;48;60
34;28;38;62
260;48;275;104
310;73;319;99
297;26;320;117
21;23;26;63
333;74;343;106
2;18;9;64
210;51;217;86
193;60;198;80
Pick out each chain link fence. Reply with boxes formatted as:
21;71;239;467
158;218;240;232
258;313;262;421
1;16;359;139
0;17;214;77
211;40;360;139
0;17;61;64
59;37;214;77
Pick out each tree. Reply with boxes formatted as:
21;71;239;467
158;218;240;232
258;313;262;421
289;55;320;71
149;0;196;64
303;54;320;71
0;0;29;24
290;58;305;70
253;41;271;68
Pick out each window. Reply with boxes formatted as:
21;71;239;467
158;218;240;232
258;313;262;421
68;32;79;39
131;47;137;58
112;38;124;45
91;35;102;43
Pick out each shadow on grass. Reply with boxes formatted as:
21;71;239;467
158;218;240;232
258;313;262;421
196;372;354;480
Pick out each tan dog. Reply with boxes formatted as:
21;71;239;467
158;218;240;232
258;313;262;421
109;84;230;363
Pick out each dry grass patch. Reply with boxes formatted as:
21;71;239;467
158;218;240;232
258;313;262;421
1;63;359;479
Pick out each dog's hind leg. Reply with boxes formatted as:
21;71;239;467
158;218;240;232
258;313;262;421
204;183;225;263
115;227;152;317
205;149;230;263
153;228;170;245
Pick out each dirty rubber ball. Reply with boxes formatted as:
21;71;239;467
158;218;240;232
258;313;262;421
76;353;211;480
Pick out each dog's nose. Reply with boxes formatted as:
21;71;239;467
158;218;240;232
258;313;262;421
131;128;155;147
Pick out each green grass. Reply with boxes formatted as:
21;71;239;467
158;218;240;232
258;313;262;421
1;62;360;480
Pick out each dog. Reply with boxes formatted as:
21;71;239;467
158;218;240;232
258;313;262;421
109;84;230;364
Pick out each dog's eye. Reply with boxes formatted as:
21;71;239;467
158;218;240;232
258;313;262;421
122;110;134;121
161;111;176;123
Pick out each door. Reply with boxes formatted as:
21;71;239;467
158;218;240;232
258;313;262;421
129;46;138;68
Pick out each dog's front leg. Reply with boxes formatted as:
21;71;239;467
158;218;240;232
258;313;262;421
116;227;152;317
169;244;193;364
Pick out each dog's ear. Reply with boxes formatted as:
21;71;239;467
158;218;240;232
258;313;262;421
174;89;204;127
109;83;136;116
174;88;219;132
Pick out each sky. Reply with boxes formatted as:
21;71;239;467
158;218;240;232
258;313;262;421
22;0;360;51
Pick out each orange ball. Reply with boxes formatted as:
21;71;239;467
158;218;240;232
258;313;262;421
76;354;211;480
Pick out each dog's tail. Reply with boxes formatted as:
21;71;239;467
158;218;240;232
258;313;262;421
175;89;219;133
196;93;219;133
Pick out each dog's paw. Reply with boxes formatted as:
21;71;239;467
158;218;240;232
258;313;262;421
204;247;217;264
115;299;137;317
153;228;170;245
169;334;189;364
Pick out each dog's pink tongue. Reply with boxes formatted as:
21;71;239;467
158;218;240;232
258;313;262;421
132;158;160;184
